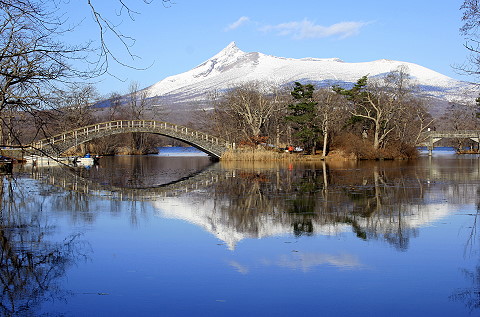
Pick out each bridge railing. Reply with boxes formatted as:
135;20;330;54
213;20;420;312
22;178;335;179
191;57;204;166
425;130;480;135
31;120;230;150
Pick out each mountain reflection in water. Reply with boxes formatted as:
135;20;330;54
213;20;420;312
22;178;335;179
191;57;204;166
2;153;480;316
154;159;453;250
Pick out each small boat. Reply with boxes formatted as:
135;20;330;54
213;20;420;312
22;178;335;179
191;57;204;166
24;154;99;167
74;157;94;165
24;155;72;166
73;154;100;166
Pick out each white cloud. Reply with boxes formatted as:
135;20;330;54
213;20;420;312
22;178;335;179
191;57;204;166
228;260;249;274
225;16;250;31
261;19;370;39
275;252;365;271
229;252;364;275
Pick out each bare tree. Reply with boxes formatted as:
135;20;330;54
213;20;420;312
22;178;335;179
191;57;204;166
126;81;148;120
0;0;172;148
86;0;173;75
460;0;480;75
335;76;395;149
334;67;422;150
123;81;150;153
0;1;91;145
52;84;98;132
393;94;433;146
213;82;287;143
384;66;434;145
107;92;123;121
441;102;477;149
314;89;347;156
203;89;238;142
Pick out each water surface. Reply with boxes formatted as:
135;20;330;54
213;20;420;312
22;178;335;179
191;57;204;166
1;148;480;316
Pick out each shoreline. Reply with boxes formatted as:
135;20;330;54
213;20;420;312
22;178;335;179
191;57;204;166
219;148;411;161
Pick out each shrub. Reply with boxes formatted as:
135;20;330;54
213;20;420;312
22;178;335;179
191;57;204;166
332;133;418;159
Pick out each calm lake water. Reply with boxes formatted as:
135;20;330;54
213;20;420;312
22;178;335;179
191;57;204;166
2;147;480;316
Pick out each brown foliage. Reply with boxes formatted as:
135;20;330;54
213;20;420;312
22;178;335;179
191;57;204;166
332;133;418;160
238;136;270;147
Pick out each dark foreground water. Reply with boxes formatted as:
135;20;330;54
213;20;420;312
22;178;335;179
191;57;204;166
2;148;480;316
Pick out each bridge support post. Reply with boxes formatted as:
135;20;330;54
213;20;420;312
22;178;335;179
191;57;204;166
428;135;434;156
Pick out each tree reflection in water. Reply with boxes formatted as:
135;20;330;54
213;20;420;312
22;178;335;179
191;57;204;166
0;174;88;317
451;266;480;311
30;158;445;252
27;159;449;252
41;159;429;251
20;158;480;313
211;161;430;251
451;191;480;311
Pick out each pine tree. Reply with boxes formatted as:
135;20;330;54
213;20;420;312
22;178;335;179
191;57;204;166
286;82;320;154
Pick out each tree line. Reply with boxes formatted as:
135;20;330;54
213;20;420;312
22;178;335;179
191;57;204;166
205;67;434;159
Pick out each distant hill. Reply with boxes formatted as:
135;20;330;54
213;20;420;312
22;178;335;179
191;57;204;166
135;42;478;120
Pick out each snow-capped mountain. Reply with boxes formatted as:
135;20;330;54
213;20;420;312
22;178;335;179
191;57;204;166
145;42;477;115
152;195;452;251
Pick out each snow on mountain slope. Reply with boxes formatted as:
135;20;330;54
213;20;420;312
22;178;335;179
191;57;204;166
145;41;477;104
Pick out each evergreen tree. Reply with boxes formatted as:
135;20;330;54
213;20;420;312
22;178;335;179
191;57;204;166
333;75;369;127
333;75;369;104
286;82;320;154
334;73;417;150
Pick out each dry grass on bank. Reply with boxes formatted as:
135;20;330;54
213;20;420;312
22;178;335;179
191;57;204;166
221;148;294;161
221;147;336;161
221;134;419;161
221;147;357;162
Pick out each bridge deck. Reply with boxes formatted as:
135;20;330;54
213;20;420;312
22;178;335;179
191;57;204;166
419;130;480;155
28;120;232;159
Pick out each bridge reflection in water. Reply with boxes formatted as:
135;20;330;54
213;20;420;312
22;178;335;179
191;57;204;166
24;157;471;251
27;163;229;200
4;154;480;316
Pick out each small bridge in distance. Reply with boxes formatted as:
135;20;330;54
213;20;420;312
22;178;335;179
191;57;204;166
28;120;233;159
420;130;480;155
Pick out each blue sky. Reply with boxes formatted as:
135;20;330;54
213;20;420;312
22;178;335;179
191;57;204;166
69;0;473;96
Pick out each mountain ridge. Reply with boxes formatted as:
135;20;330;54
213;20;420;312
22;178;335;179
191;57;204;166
143;42;477;117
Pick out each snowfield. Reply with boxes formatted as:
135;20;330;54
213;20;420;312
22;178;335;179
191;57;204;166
145;42;478;107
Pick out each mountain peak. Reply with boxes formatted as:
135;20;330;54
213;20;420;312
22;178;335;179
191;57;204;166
224;41;239;51
146;43;475;109
212;41;244;60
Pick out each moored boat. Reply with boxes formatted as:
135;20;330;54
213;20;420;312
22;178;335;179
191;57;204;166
24;155;73;166
73;155;100;166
